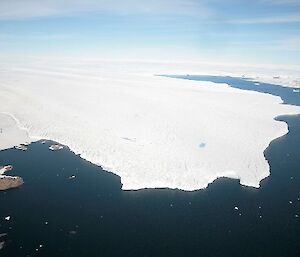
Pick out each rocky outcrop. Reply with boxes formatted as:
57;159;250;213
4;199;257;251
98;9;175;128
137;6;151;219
0;175;24;190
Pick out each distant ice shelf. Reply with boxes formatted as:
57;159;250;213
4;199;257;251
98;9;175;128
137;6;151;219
0;58;300;191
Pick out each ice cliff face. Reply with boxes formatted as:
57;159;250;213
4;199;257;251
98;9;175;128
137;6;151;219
0;59;299;191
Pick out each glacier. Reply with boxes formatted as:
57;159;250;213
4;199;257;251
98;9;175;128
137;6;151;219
0;58;299;191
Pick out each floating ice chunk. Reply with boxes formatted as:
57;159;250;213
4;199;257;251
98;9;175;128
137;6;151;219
4;216;10;221
15;144;27;151
49;144;63;151
234;206;239;210
0;165;13;175
293;89;300;93
0;233;7;239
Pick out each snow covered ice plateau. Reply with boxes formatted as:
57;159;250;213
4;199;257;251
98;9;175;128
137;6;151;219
0;59;299;191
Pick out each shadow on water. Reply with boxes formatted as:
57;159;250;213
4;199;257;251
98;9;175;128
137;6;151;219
0;76;300;257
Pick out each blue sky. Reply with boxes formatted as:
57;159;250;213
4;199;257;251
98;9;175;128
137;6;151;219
0;0;300;65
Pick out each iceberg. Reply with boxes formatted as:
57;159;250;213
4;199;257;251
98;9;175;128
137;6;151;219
0;59;299;191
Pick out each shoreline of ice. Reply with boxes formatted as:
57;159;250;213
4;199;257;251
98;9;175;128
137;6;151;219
0;59;300;191
0;108;293;191
0;113;33;151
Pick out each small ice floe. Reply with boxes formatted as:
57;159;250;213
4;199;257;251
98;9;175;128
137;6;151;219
68;175;76;180
234;206;239;210
293;89;300;93
254;82;260;86
15;144;27;151
45;221;48;225
41;140;46;144
0;233;7;249
35;245;43;251
0;233;7;238
289;201;293;204
259;215;263;219
295;214;299;218
49;144;63;151
0;165;13;174
4;216;10;221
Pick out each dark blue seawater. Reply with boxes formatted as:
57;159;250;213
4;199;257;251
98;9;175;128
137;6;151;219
0;76;300;257
165;75;300;106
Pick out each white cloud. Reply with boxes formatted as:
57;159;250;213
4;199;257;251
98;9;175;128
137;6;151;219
274;36;300;51
226;14;300;24
0;0;212;20
0;32;73;40
220;36;300;52
261;0;300;5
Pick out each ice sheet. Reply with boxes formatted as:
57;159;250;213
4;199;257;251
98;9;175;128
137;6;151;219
0;59;299;190
0;113;31;151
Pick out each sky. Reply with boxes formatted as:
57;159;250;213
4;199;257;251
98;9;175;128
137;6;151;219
0;0;300;66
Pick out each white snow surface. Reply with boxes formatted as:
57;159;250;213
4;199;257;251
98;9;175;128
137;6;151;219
0;113;31;151
0;58;300;191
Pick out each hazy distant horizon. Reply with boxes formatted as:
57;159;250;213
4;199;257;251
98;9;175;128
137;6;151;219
0;0;300;66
